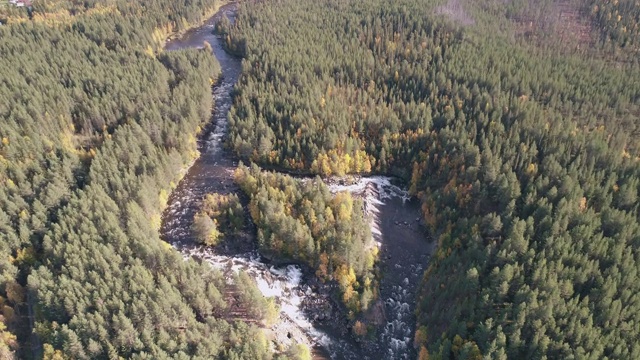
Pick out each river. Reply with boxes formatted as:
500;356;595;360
160;4;434;359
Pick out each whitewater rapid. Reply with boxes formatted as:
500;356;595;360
172;174;418;359
328;177;423;359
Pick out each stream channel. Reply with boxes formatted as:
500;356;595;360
160;4;435;359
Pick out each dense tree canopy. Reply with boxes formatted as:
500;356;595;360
223;0;640;358
193;193;244;246
0;0;282;358
2;0;639;357
591;0;640;50
235;164;376;315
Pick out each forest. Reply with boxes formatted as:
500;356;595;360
234;164;376;315
220;0;640;358
193;193;245;246
591;0;640;50
1;0;639;358
0;0;291;358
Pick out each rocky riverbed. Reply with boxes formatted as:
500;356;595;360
328;177;435;359
160;3;435;358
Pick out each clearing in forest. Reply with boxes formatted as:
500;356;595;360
511;0;594;49
434;0;475;26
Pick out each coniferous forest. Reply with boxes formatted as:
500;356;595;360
1;0;278;358
2;0;640;359
221;0;640;358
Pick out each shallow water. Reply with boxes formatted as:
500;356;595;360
329;177;434;359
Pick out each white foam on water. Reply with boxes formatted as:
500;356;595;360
327;176;410;250
327;176;410;203
175;245;350;354
254;276;282;297
328;176;418;359
170;174;416;359
380;284;414;359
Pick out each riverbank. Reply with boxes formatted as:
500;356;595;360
326;177;435;359
157;0;232;49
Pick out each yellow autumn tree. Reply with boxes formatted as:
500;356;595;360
418;346;430;360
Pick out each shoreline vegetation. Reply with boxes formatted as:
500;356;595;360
234;164;378;318
159;0;232;49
